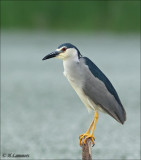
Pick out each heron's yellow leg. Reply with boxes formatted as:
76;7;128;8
79;119;94;137
79;120;94;141
90;111;98;135
86;119;94;133
79;111;99;145
79;120;94;145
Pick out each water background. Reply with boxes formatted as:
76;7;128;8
1;31;140;159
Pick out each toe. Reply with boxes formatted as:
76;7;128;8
79;133;95;146
84;135;95;145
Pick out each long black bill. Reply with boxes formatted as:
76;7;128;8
42;51;60;60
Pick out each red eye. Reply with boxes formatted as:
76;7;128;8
62;47;67;52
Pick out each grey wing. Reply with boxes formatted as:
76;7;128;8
80;57;126;124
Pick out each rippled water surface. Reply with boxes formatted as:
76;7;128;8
1;31;140;159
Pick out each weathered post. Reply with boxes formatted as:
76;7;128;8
81;138;92;160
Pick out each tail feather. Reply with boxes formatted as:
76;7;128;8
101;104;126;124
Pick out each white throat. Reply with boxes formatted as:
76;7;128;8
63;53;79;70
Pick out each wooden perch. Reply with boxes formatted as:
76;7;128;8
81;138;93;160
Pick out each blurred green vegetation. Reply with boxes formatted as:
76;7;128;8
1;1;140;32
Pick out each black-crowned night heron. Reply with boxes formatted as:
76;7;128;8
42;43;126;145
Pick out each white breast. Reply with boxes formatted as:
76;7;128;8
64;71;95;112
63;58;103;112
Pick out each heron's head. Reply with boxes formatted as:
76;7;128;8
42;43;82;61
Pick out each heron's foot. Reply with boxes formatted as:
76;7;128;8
79;132;95;146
